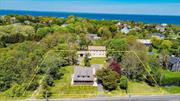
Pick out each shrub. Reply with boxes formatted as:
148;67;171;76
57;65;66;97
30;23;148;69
160;71;180;86
119;76;128;90
42;89;52;98
44;75;54;87
27;81;39;91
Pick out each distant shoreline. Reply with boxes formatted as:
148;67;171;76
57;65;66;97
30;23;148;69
1;9;180;25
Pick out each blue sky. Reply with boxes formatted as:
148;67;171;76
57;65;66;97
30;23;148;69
0;0;180;15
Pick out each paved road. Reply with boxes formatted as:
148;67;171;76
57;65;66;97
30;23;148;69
25;94;180;101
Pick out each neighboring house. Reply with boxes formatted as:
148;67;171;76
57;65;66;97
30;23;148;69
88;46;106;57
0;16;5;20
168;56;180;72
151;33;165;39
71;64;102;86
121;27;130;34
10;17;16;24
24;20;31;25
137;39;152;46
87;34;101;40
155;24;166;32
132;26;142;31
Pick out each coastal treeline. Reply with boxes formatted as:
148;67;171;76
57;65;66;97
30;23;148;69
0;14;179;97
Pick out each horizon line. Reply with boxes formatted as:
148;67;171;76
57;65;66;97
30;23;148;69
1;9;180;17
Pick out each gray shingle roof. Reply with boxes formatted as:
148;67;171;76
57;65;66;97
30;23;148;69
169;56;180;64
73;66;94;81
73;64;102;81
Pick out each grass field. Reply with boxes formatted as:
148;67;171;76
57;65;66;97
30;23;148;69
162;70;180;79
90;57;106;64
128;81;164;95
162;86;180;94
37;66;98;98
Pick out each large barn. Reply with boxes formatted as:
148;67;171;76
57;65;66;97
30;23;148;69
77;46;106;58
88;46;106;57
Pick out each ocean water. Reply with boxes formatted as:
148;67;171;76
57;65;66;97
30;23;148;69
0;10;180;25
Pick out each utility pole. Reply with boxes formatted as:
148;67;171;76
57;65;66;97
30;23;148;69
45;91;48;101
128;93;131;101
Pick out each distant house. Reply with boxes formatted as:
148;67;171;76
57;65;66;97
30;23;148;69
10;17;16;24
151;33;165;39
61;24;68;27
71;64;102;86
88;46;106;57
87;34;101;40
168;56;180;72
132;26;142;31
121;27;130;34
137;39;152;46
155;24;166;32
24;20;31;25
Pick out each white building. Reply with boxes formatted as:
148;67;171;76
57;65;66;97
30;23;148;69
88;46;106;57
137;39;152;46
61;24;68;27
121;27;130;34
77;46;106;58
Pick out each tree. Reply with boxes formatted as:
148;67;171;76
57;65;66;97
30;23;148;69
96;68;119;91
107;39;127;62
109;60;121;74
160;40;172;50
121;42;148;80
160;49;169;69
98;26;112;39
84;54;91;67
151;37;162;49
119;76;128;92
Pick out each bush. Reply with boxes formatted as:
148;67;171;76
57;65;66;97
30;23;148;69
27;81;39;91
6;84;25;97
44;75;54;87
42;89;52;98
119;76;128;90
160;71;180;86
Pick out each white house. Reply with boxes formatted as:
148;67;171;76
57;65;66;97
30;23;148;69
88;46;106;57
121;27;130;34
61;24;68;27
137;39;152;46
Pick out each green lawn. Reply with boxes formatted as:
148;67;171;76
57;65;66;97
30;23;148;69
162;70;180;78
90;57;106;64
128;81;164;95
162;86;180;94
36;66;98;98
104;88;126;96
